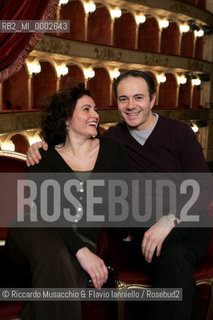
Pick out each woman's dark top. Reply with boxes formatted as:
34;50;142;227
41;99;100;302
28;136;129;255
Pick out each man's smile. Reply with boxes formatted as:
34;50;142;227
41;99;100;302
123;110;142;117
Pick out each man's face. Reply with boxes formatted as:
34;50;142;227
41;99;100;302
116;76;156;130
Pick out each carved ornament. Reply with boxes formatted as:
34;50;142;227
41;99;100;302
94;47;122;61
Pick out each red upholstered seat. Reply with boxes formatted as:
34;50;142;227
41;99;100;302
106;238;151;285
110;233;213;284
0;154;27;172
0;151;27;237
99;226;213;320
0;302;24;320
195;253;213;282
0;151;27;319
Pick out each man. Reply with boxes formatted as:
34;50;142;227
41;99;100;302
26;70;211;319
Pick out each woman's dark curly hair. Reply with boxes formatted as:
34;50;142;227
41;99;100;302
40;83;92;146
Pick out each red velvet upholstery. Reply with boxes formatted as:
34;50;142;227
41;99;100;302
107;231;213;284
104;227;213;320
0;153;27;319
0;155;26;173
107;238;152;285
195;249;213;281
0;302;24;320
0;153;27;241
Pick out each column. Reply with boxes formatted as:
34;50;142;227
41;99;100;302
156;83;160;105
0;82;2;110
193;34;196;58
56;5;61;36
110;19;115;46
56;5;60;21
190;83;194;108
135;24;139;49
158;29;162;53
27;74;32;109
84;13;88;41
200;82;209;108
56;76;60;91
179;33;183;55
109;80;113;106
176;84;180;107
85;78;88;89
210;73;213;108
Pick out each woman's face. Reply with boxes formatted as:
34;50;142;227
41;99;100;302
66;95;100;138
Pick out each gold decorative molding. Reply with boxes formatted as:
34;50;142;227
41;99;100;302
187;60;204;72
0;150;26;160
155;109;211;121
170;2;191;15
106;0;212;24
116;280;151;290
144;55;169;67
115;277;213;320
0;109;212;135
0;111;41;134
94;48;122;61
34;36;213;74
36;36;72;55
168;0;213;24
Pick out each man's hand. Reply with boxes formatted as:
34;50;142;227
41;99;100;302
142;216;178;263
26;141;48;166
76;247;108;289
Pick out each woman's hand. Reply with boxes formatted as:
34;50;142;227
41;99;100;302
26;141;48;166
76;247;108;288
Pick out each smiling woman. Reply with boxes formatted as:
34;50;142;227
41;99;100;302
53;91;100;171
40;84;96;146
5;82;129;320
65;95;99;141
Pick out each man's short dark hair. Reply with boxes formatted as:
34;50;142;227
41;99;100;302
113;70;156;101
